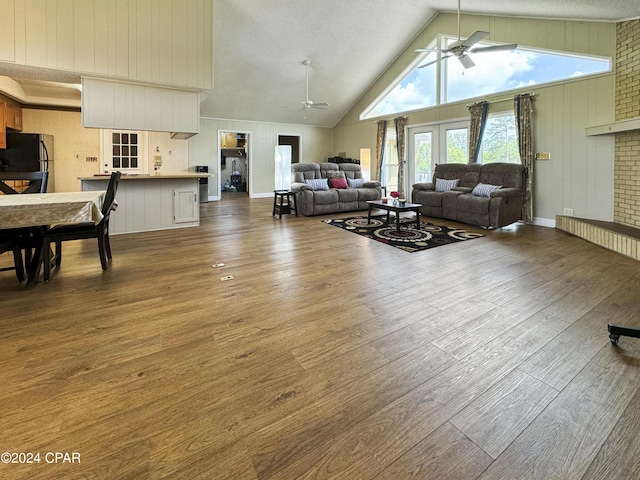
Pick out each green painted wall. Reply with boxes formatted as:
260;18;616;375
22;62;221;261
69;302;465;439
334;13;618;224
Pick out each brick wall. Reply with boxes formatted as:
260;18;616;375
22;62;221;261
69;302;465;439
615;132;640;227
614;19;640;227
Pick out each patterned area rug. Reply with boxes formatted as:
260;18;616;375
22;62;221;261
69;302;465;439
323;214;485;253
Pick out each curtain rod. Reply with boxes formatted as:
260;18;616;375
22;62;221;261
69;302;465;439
466;92;536;107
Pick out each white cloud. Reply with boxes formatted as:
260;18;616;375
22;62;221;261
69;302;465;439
377;74;435;114
447;50;536;101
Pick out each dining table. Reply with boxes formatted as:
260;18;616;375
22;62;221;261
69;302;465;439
0;191;106;287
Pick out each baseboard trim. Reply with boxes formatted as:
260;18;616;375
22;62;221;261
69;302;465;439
251;192;274;199
533;217;555;228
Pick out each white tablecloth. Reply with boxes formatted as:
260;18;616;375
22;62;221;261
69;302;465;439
0;191;106;229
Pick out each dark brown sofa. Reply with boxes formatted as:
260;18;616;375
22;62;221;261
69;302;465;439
411;163;526;228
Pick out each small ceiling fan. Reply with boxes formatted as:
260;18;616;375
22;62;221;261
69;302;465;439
300;60;329;110
416;0;517;69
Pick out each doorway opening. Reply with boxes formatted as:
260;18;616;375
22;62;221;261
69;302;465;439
277;134;300;164
220;130;251;199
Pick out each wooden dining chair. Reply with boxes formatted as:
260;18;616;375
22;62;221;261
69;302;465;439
0;233;26;282
0;171;49;194
42;171;121;281
0;171;49;282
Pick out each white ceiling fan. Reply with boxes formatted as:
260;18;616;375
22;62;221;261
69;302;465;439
416;0;517;69
300;60;329;110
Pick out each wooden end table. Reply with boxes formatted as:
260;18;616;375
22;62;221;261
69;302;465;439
367;200;422;233
272;190;297;218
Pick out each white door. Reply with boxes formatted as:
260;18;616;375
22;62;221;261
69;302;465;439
101;130;148;174
441;122;469;165
407;121;469;189
408;126;437;185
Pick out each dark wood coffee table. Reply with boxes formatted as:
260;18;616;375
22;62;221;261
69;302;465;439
367;200;422;233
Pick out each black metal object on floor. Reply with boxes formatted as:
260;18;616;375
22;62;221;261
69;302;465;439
608;323;640;345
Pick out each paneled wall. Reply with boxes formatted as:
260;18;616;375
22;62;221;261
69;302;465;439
0;0;16;63
189;118;334;198
333;13;618;225
0;0;213;90
81;77;200;134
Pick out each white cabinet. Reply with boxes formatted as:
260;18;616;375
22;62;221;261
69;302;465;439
174;188;198;223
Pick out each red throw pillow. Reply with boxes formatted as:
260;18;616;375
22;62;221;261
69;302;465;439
329;176;349;189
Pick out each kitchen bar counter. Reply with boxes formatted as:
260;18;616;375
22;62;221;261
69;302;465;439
80;174;205;234
78;173;210;180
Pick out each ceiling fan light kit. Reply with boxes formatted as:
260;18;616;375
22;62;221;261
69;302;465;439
415;0;517;69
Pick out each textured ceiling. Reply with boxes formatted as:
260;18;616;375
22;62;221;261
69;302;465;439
3;0;639;127
205;0;437;127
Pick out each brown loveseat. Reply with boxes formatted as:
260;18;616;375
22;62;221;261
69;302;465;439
411;163;526;228
291;162;382;216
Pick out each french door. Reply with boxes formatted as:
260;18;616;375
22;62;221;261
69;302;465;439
407;121;468;186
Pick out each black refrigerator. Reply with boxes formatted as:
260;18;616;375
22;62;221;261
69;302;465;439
0;132;54;173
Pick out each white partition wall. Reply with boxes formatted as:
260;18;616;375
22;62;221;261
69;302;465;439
82;77;200;136
275;145;292;190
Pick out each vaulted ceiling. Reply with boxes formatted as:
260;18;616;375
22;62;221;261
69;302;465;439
3;0;639;128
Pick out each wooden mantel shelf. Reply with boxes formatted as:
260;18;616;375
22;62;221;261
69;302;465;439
585;117;640;136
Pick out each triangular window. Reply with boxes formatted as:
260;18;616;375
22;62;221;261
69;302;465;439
361;35;611;120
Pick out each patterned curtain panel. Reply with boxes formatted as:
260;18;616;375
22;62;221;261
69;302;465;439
514;94;535;223
375;120;387;182
395;116;406;196
468;101;489;163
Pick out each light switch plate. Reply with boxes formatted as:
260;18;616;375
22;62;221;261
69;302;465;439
535;152;551;160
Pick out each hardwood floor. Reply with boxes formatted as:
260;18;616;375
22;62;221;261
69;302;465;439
2;194;640;479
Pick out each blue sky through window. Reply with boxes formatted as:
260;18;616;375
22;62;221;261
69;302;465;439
363;40;610;119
